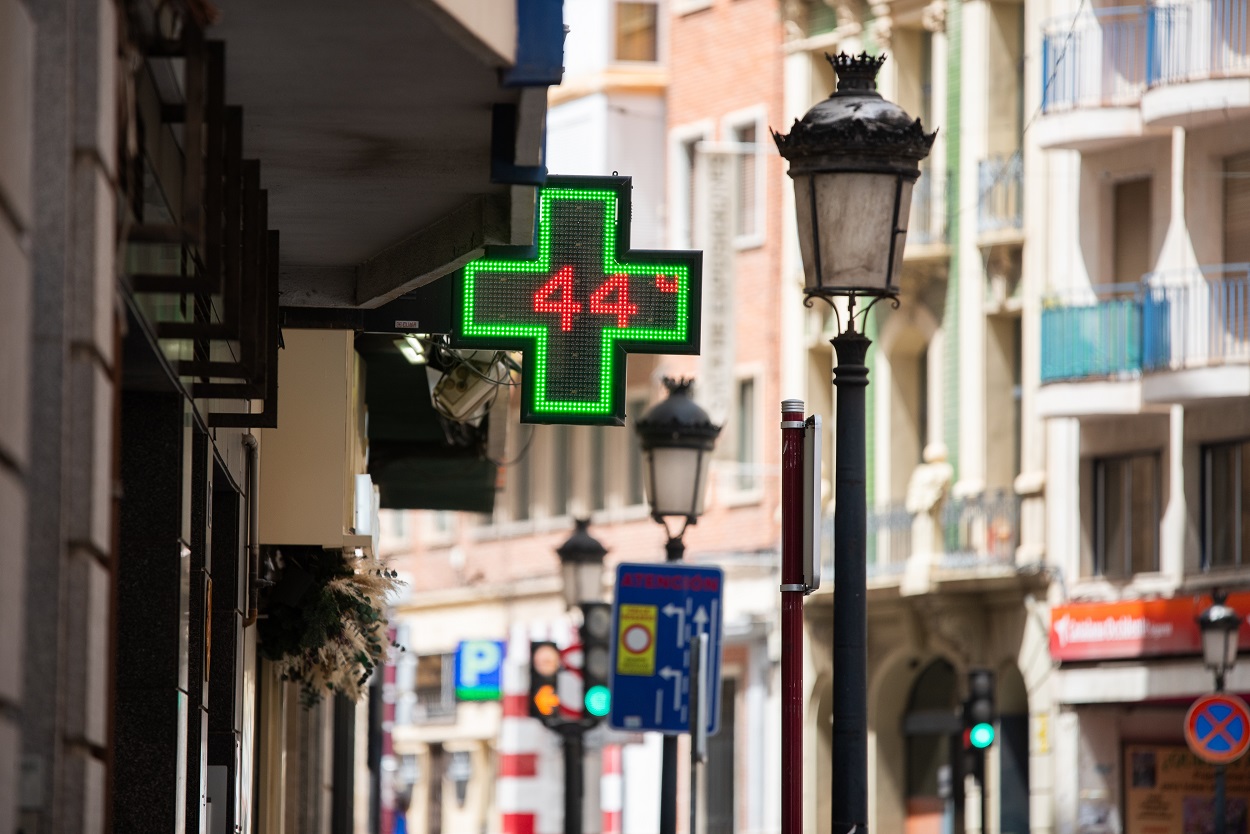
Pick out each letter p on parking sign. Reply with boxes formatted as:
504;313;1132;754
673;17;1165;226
455;640;506;701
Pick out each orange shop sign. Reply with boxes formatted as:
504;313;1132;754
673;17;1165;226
1050;594;1250;662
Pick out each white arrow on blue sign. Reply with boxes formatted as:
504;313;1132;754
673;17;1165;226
608;562;724;735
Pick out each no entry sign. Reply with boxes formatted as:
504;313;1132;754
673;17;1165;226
1186;692;1250;764
451;176;702;425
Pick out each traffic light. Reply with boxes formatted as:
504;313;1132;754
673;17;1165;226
962;668;996;783
580;602;612;721
529;640;562;722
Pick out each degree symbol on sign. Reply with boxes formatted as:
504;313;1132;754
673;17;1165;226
623;624;652;654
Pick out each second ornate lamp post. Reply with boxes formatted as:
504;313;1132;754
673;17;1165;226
555;520;609;834
773;52;934;834
1199;593;1242;834
634;377;721;834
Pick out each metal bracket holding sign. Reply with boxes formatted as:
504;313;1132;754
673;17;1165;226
803;414;822;593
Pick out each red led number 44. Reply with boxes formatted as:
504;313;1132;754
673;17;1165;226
534;270;672;331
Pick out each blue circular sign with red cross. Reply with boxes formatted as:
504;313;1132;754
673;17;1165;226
1186;693;1250;764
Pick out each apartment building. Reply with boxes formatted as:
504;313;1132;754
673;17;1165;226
0;2;558;833
776;1;1049;833
1034;0;1250;830
385;2;788;833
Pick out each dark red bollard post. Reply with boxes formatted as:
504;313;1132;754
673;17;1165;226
780;399;807;834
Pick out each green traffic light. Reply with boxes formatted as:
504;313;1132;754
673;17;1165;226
970;722;995;749
585;685;611;717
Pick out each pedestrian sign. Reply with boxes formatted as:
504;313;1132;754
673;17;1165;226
1185;692;1250;764
609;562;724;735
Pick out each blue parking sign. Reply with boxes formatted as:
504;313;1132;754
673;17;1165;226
609;562;723;735
455;640;505;701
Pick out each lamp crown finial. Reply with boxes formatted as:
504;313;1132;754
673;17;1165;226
661;376;695;397
827;52;886;94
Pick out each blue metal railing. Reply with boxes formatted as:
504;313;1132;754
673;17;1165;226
1041;284;1142;382
1142;264;1250;370
977;154;1024;234
1042;6;1149;113
1042;265;1250;382
1150;0;1250;85
1044;2;1250;114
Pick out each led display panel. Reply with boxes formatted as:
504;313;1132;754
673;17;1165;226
452;176;702;425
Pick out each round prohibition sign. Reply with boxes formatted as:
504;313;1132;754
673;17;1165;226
1186;692;1250;764
622;624;652;654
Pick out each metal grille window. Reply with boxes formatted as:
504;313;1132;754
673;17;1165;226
627;397;646;506
733;122;758;239
414;653;456;721
1204;439;1250;570
615;1;658;62
736;378;757;491
1093;452;1161;577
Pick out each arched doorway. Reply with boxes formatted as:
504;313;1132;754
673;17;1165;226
904;659;960;834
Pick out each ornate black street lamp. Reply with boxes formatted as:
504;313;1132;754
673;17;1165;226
634;377;720;834
553;520;609;834
774;52;935;834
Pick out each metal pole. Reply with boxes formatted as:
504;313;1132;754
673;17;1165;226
660;534;685;834
564;727;585;834
780;400;807;834
831;327;871;834
1216;668;1227;834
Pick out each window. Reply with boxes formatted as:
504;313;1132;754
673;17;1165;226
1204;439;1250;570
724;109;766;246
615;1;658;62
1112;178;1151;282
1093;452;1160;577
552;425;571;517
627;397;647;506
510;443;531;522
414;653;456;721
590;429;607;511
670;125;710;250
735;378;757;491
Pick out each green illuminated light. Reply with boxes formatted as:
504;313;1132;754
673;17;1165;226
970;723;995;749
455;179;698;422
584;685;611;717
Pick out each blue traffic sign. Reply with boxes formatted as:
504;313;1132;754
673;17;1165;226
455;640;506;701
609;562;724;735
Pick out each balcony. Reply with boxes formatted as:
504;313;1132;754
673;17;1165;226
1039;265;1250;414
977;154;1024;244
1038;6;1152;150
1143;0;1250;126
1038;2;1250;148
819;491;1022;583
905;164;949;262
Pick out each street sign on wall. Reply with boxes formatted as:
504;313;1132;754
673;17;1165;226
451;176;702;426
608;562;724;735
455;639;506;701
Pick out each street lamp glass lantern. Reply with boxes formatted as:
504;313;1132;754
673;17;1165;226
635;378;722;523
1199;601;1242;674
773;52;936;300
556;519;608;609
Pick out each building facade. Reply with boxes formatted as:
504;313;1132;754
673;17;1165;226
1034;0;1250;831
0;1;559;833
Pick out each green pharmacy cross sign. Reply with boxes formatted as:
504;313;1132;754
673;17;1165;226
452;176;702;425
